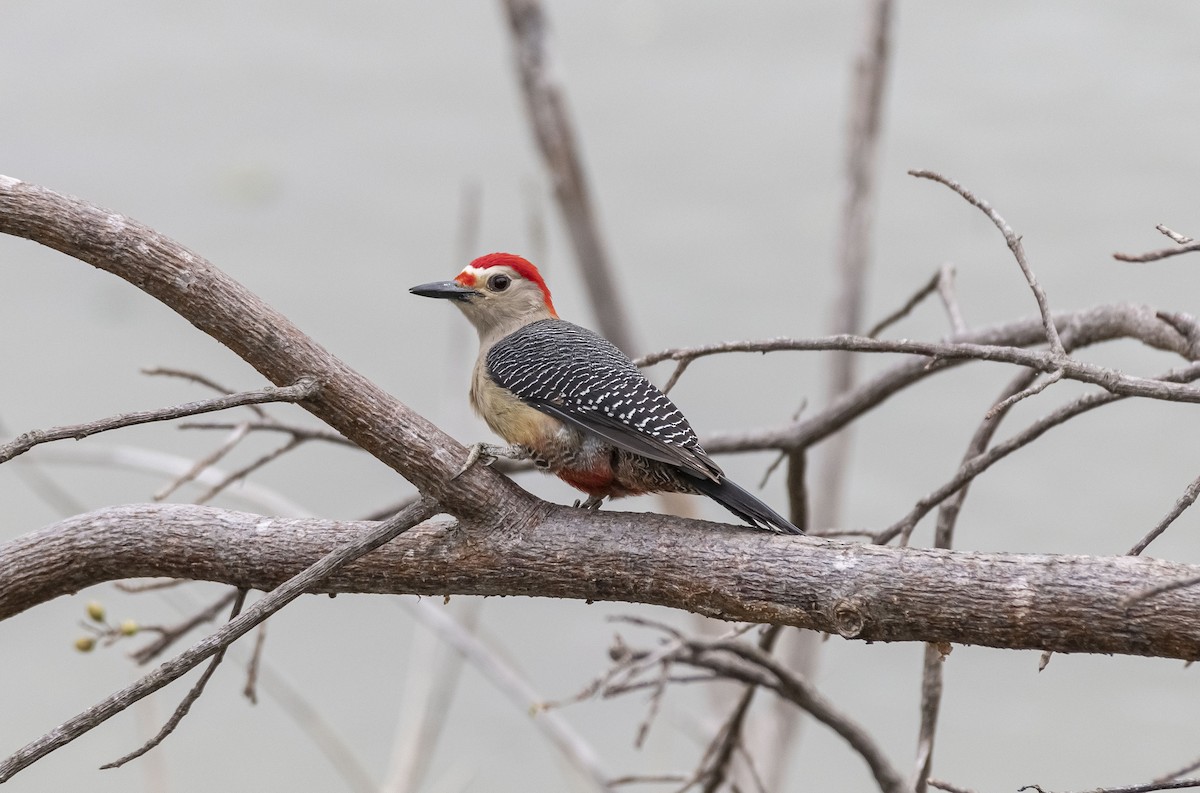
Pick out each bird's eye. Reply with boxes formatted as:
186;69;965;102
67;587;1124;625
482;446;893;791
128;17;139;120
488;273;511;292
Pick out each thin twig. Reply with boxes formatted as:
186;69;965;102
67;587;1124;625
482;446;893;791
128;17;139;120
690;304;1200;458
1020;777;1200;793
115;579;186;594
34;443;312;517
909;169;1065;359
1124;572;1200;608
0;498;437;783
596;622;908;793
697;626;781;793
194;435;305;505
101;589;249;768
1157;225;1195;245
0;378;319;465
810;528;877;539
1114;242;1200;263
985;369;1063;420
3;417;90;514
928;780;978;793
758;400;806;490
1128;472;1200;555
142;368;267;419
243;622;268;704
811;0;894;538
154;422;251;501
383;598;481;793
400;597;611;792
936;264;967;335
179;420;354;446
689;640;911;793
698;684;758;793
661;359;692;396
868;268;942;338
634;334;1200;405
609;775;688;787
911;642;946;793
502;0;635;355
160;586;374;792
1156;755;1200;784
875;361;1200;544
932;368;1040;548
131;589;241;664
634;661;672;750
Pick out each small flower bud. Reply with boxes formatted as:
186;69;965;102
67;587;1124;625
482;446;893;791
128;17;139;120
86;601;106;622
75;636;96;653
119;619;139;636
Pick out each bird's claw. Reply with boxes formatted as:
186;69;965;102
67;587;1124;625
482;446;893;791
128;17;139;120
453;443;528;480
573;495;605;511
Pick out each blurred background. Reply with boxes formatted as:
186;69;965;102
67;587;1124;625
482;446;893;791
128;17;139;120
3;1;1200;791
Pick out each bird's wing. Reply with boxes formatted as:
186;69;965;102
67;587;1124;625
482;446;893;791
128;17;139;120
486;319;723;482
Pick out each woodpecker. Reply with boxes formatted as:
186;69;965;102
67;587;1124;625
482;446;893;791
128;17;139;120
410;252;801;535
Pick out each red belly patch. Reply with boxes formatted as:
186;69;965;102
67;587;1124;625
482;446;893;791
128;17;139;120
557;464;620;497
557;463;647;499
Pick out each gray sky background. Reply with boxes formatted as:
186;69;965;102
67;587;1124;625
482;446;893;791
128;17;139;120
3;3;1200;791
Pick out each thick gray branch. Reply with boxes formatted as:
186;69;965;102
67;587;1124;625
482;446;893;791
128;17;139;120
4;504;1199;661
0;175;533;527
679;303;1200;455
0;499;437;783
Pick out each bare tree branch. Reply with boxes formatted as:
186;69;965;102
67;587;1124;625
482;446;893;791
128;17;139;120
179;420;354;446
643;333;1200;409
1156;756;1200;784
242;621;267;704
5;172;1200;790
928;780;978;793
0;379;317;465
33;443;312;517
695;303;1198;459
1128;472;1200;556
7;503;1200;660
131;589;241;665
1020;777;1200;793
876;360;1200;544
0;499;437;783
868;267;942;338
817;0;894;524
908;169;1065;359
936;264;968;335
154;422;251;501
696;626;781;793
676;639;911;793
501;0;635;355
0;174;534;525
1156;225;1194;245
194;435;304;505
399;598;611;792
101;589;248;768
1114;243;1200;263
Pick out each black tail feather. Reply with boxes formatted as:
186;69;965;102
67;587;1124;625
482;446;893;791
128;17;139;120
691;476;803;535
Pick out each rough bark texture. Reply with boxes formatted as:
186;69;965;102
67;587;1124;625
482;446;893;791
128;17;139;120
3;174;1200;665
4;504;1199;661
0;175;535;528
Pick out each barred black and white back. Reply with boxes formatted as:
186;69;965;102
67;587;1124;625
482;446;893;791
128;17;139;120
486;319;801;534
487;319;718;479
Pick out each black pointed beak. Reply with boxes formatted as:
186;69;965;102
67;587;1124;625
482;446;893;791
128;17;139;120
409;280;478;301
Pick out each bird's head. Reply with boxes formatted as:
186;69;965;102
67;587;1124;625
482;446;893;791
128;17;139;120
410;252;558;340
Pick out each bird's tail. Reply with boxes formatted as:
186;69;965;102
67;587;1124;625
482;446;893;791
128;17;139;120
691;476;803;535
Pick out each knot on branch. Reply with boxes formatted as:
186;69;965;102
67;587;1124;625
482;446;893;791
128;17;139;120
832;596;869;639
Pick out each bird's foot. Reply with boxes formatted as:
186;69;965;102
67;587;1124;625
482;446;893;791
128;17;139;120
572;494;605;511
453;442;529;479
